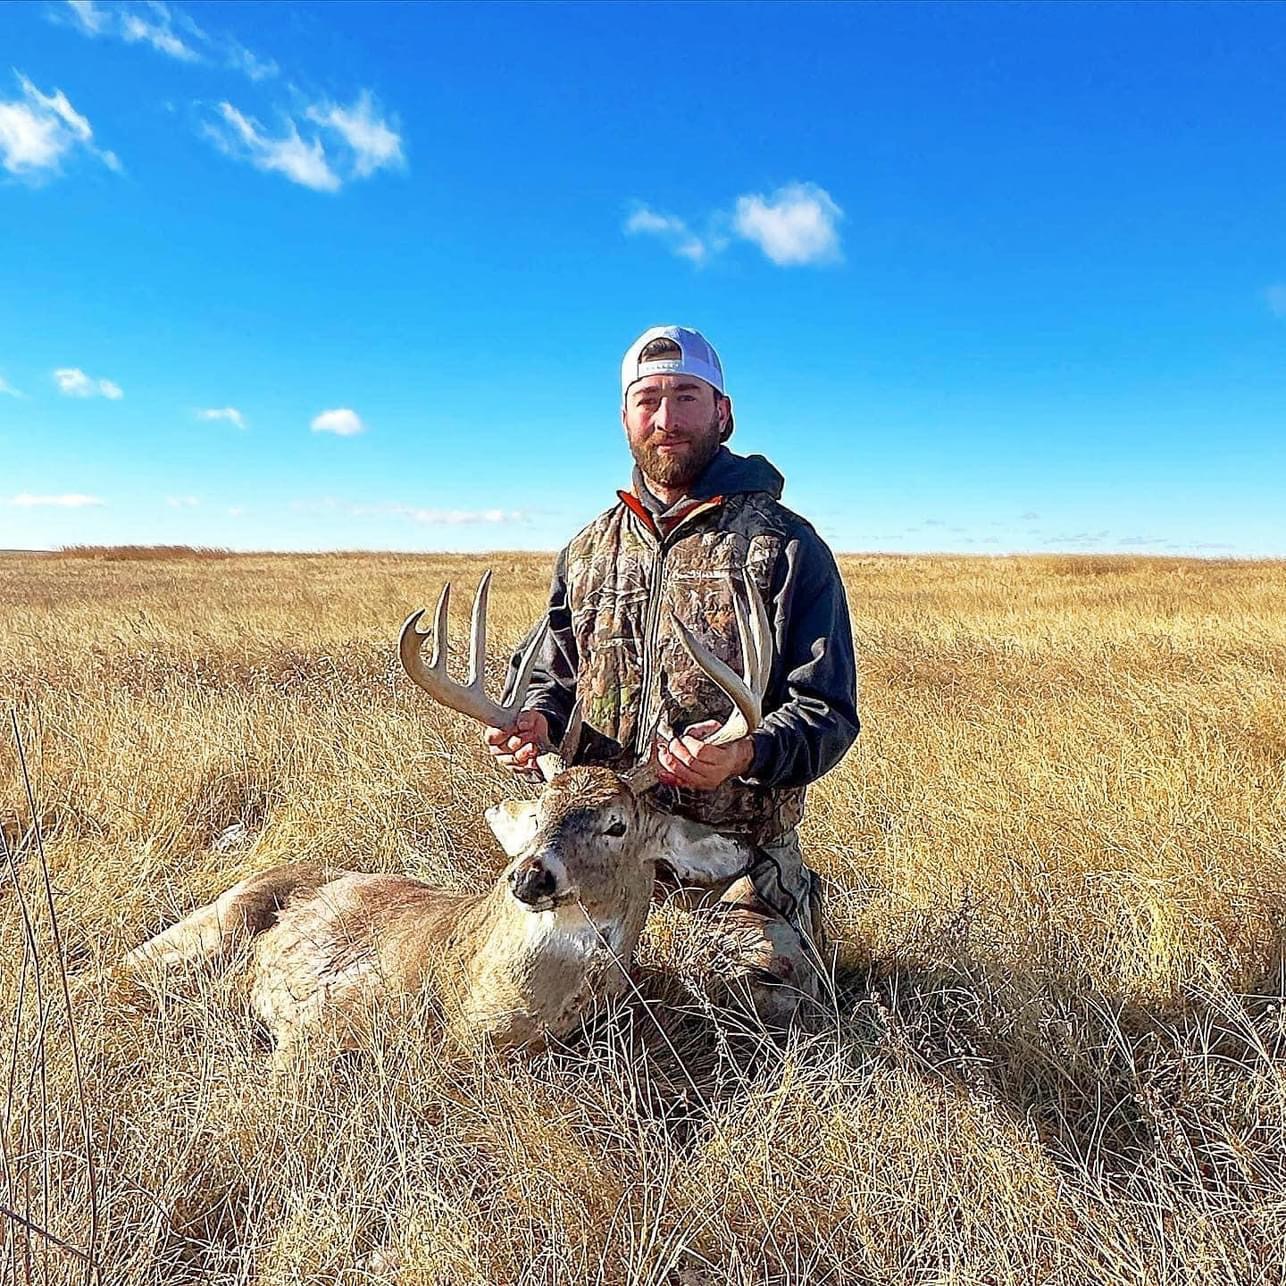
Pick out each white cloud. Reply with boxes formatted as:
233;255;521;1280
733;182;843;266
208;102;340;192
165;495;200;509
306;91;403;178
6;493;105;508
66;0;108;35
0;376;25;398
62;0;277;79
121;7;200;62
208;92;403;192
624;205;711;264
226;38;277;81
292;498;527;526
54;367;123;399
1266;284;1286;318
310;407;365;436
624;181;844;268
0;72;119;179
197;406;246;428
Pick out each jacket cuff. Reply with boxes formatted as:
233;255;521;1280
736;729;776;787
522;695;569;746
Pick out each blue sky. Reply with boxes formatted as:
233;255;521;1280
1;0;1284;556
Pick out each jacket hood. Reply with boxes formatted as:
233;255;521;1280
634;446;785;506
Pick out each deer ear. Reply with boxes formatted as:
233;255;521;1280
486;800;541;857
646;812;754;885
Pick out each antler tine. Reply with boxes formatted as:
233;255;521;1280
399;573;549;730
668;577;772;748
745;575;773;696
622;710;664;795
468;570;491;688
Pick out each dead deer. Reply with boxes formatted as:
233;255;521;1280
119;571;770;1059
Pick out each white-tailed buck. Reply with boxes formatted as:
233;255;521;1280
120;572;771;1058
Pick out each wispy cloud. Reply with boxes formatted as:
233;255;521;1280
1042;530;1111;548
1266;284;1286;318
305;92;403;178
5;492;105;508
292;498;528;526
121;5;200;62
62;0;277;80
624;181;843;268
197;406;246;428
206;103;339;192
0;71;120;180
733;183;843;266
165;495;200;509
624;206;715;264
0;376;25;398
310;408;365;436
54;367;123;399
206;92;402;192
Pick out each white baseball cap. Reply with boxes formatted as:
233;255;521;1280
620;325;726;403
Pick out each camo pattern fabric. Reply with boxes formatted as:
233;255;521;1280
564;490;806;845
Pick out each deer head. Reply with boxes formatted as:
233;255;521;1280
399;571;772;922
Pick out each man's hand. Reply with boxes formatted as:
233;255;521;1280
656;718;756;791
483;710;549;776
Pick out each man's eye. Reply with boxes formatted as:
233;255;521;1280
605;820;627;838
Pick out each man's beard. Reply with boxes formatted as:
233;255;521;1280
631;415;722;491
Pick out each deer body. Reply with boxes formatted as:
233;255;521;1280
120;574;768;1057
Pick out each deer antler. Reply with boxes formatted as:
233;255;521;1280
400;571;548;730
624;576;773;793
535;700;583;783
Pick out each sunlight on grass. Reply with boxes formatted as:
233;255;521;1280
2;550;1284;1283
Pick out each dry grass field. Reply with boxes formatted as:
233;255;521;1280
2;548;1284;1285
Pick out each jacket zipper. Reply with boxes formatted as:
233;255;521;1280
630;498;725;759
633;520;665;757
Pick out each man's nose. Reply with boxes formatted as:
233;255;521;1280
652;396;672;430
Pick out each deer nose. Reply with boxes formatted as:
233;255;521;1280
509;860;557;906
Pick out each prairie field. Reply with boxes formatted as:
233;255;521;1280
2;548;1285;1286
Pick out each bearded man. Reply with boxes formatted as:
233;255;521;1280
485;325;859;1028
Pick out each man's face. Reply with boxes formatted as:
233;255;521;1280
622;375;730;491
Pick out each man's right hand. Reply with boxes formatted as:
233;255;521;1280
483;710;550;775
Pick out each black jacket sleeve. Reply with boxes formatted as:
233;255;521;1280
504;546;578;745
738;531;859;790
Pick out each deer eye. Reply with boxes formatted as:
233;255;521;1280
604;820;627;838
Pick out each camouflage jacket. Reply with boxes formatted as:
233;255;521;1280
511;448;859;844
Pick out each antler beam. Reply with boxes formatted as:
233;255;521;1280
399;571;548;730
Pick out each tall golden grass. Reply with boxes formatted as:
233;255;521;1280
2;549;1284;1284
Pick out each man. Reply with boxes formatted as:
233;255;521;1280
486;325;858;1027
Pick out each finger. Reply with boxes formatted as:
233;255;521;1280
682;719;722;742
680;735;726;766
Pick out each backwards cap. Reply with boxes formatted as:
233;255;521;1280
620;325;726;403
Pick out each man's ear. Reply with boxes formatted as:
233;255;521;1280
486;799;540;858
643;811;753;885
717;394;734;443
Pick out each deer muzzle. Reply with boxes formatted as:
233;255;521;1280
508;854;571;909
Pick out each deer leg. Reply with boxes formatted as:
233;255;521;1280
121;862;334;975
670;829;833;1032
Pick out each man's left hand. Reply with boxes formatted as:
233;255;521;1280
656;719;756;791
